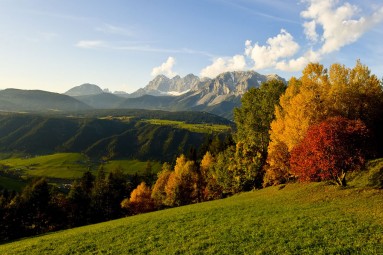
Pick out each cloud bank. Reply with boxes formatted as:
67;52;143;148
200;0;383;78
151;57;178;77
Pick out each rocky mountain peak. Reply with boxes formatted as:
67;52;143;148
130;74;201;97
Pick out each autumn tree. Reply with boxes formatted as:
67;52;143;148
265;61;383;186
164;155;200;206
151;163;172;208
290;117;370;186
121;182;154;215
200;151;222;200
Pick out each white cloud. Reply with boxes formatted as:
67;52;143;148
76;40;104;49
301;0;383;54
200;55;246;78
303;20;318;42
199;0;383;76
275;49;321;71
151;57;178;78
245;29;300;69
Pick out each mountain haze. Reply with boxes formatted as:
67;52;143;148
0;89;91;112
64;83;104;96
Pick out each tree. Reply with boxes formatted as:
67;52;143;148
67;171;94;226
122;182;154;214
290;117;370;186
265;61;383;185
151;163;172;208
164;155;200;206
231;79;287;190
5;178;53;239
234;79;286;163
199;151;222;200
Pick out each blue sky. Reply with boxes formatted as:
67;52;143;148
0;0;382;93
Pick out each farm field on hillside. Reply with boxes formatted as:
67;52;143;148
1;181;382;254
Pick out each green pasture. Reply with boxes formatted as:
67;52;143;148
142;119;231;133
1;167;382;254
0;153;161;183
0;153;91;179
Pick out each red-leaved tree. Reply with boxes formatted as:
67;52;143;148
290;117;370;186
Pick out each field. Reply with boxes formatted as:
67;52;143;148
143;119;232;133
0;153;161;189
1;162;382;254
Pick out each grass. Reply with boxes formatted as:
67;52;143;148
0;153;92;179
0;153;161;185
142;119;231;133
0;177;382;254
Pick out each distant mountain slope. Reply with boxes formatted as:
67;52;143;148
64;83;104;96
0;113;230;161
0;89;91;112
74;93;126;109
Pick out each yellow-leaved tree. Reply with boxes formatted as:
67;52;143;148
264;61;383;186
164;155;200;206
121;182;154;215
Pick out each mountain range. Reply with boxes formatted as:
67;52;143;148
0;71;285;119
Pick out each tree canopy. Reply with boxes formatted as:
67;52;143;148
290;117;370;186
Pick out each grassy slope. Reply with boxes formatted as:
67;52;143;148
1;161;383;254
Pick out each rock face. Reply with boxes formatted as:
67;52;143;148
130;74;201;97
130;71;284;101
65;83;104;96
183;71;285;107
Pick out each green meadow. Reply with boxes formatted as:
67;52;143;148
143;119;232;133
0;153;161;185
1;161;382;254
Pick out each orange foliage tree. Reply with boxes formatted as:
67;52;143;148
121;182;154;215
290;117;370;186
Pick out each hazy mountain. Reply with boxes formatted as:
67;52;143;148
65;83;104;96
0;88;91;112
74;93;126;109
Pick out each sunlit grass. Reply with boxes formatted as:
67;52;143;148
0;153;90;179
0;153;161;182
142;119;231;133
1;181;382;254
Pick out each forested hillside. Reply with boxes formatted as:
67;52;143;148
0;112;231;161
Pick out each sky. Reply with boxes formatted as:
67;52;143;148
0;0;382;93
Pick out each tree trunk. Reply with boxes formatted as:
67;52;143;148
336;171;347;186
